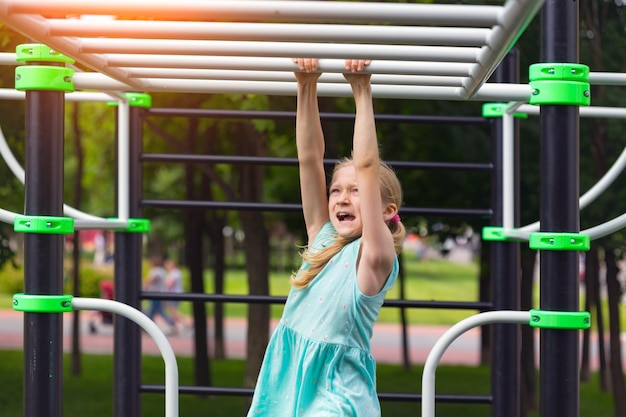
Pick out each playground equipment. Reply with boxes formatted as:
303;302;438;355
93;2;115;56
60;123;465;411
13;294;180;417
0;0;613;416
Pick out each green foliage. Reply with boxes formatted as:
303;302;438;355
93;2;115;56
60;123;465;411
70;264;114;298
0;262;113;298
0;262;22;294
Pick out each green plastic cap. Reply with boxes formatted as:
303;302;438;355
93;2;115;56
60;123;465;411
107;217;151;233
528;63;590;106
14;215;75;235
15;66;75;92
529;309;590;330
528;232;590;251
482;103;528;119
16;44;74;64
13;293;73;313
108;93;152;108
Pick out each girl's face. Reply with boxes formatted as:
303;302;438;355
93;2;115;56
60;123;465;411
328;165;362;239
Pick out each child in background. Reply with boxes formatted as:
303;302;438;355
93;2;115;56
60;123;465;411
247;59;405;417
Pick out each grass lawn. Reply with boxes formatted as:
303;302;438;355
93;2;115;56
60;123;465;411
0;350;614;417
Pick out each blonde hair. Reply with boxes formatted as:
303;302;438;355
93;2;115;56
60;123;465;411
291;158;406;289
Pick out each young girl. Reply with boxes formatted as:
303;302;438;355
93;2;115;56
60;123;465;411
247;59;405;417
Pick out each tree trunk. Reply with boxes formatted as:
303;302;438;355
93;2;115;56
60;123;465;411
519;246;536;416
580;248;602;381
185;118;211;387
235;124;271;394
594;248;608;390
605;248;626;415
207;214;226;359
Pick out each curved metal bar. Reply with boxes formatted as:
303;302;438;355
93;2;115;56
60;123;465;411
71;297;179;417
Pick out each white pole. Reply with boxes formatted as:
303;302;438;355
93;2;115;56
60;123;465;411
117;99;130;222
422;311;530;417
71;297;179;417
460;0;545;98
502;103;521;231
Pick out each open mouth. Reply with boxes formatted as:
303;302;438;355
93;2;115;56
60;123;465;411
337;212;355;222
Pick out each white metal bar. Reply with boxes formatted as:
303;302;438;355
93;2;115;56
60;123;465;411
504;104;626;238
0;52;18;65
0;89;115;102
583;213;626;240
72;298;179;417
117;100;130;222
460;0;545;98
0;207;17;224
80;39;481;63
49;19;490;47
422;311;530;417
7;0;502;26
501;103;521;230
0;122;113;222
589;72;626;86
518;104;626;119
0;11;147;90
70;75;534;101
104;55;474;77
123;68;465;86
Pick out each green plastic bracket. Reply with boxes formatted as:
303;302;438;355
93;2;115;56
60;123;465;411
108;92;152;108
15;44;74;64
528;232;590;251
482;103;528;119
529;309;590;330
482;227;525;242
14;215;75;235
107;217;151;233
15;66;75;92
13;293;74;313
528;63;590;106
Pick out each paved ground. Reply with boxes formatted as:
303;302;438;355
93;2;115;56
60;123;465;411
0;308;607;369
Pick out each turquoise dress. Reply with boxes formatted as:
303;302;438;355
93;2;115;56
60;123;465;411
247;222;398;417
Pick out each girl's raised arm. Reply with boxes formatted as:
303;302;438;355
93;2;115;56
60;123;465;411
294;59;330;243
344;61;398;296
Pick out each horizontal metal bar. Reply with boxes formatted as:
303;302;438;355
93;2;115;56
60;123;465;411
8;0;502;26
141;292;491;311
141;154;492;173
105;56;474;77
79;39;481;63
72;75;533;101
124;68;464;87
141;199;492;218
141;385;492;404
147;108;490;126
49;20;490;47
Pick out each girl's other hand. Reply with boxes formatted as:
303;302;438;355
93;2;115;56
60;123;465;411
344;59;371;73
293;58;322;83
343;60;371;86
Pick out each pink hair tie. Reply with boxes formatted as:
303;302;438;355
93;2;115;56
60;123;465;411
391;214;401;224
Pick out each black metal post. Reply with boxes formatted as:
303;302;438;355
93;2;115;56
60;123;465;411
23;90;65;417
489;49;521;417
113;105;144;417
540;2;580;417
